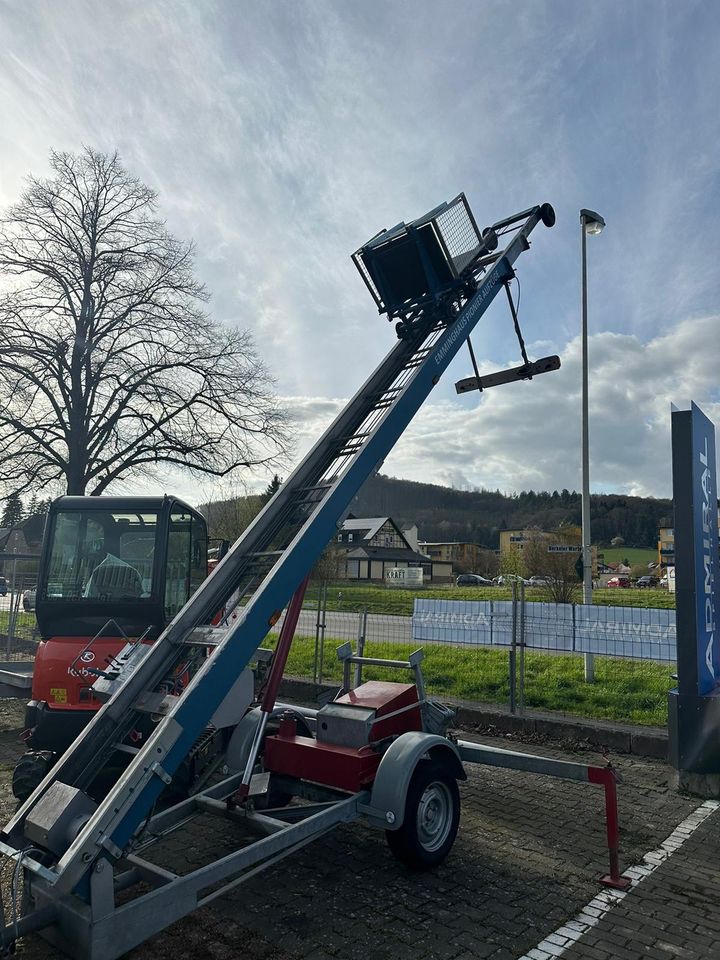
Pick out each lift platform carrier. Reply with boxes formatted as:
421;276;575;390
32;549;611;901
0;196;629;958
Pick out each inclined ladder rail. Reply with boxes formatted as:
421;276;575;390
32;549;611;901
2;203;551;896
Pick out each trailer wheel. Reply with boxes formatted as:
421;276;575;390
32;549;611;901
385;758;460;870
12;751;54;803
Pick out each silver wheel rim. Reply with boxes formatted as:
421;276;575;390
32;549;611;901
416;780;453;852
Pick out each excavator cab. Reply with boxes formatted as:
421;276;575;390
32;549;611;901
15;495;211;800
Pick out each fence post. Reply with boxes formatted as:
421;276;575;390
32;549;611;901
509;581;517;714
354;607;368;688
313;584;323;683
316;581;328;683
518;580;525;715
6;557;19;658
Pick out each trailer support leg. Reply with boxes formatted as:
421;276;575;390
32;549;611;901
588;767;631;890
456;740;631;890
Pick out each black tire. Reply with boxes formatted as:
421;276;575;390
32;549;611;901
385;758;460;870
12;751;55;803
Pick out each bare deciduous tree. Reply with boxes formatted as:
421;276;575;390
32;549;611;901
0;148;288;496
523;525;581;603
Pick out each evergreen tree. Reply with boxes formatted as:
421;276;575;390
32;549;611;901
262;474;283;503
1;492;24;527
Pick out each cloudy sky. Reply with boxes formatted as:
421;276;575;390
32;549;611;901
1;0;718;504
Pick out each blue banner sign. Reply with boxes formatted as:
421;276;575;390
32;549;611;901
412;598;676;661
691;404;719;694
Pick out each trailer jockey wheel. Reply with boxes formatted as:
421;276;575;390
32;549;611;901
385;758;460;870
12;751;54;804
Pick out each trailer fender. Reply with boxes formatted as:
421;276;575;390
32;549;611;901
225;708;263;774
364;732;465;831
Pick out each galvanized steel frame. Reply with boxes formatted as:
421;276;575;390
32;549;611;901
0;202;553;953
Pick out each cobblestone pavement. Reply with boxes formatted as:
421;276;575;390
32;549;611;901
0;704;714;960
554;806;720;960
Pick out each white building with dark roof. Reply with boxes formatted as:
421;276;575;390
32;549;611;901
335;517;453;582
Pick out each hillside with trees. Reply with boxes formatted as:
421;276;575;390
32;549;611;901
347;474;671;549
201;473;671;550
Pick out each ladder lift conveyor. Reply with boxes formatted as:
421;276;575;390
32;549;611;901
0;197;620;960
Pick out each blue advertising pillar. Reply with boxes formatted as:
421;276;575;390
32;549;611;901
669;403;720;795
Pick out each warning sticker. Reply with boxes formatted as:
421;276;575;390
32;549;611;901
50;687;68;704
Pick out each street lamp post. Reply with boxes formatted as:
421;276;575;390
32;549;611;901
580;208;605;683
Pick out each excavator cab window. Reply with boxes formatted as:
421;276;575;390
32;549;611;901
164;509;207;619
37;496;209;639
45;510;159;603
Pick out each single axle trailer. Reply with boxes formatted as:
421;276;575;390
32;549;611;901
0;646;628;960
0;195;629;958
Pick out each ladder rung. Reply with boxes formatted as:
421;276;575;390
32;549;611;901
369;392;401;409
369;387;401;402
113;743;141;756
338;431;371;444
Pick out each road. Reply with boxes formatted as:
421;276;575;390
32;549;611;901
287;607;413;645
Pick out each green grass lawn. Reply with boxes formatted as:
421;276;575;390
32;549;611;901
592;588;675;609
600;547;658;567
0;610;37;637
274;633;673;727
308;582;675;616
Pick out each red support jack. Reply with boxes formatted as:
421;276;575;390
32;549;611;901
588;766;632;890
455;741;631;891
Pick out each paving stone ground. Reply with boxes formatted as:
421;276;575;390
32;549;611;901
558;810;720;960
0;703;716;960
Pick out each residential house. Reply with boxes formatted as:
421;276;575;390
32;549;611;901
335;517;452;582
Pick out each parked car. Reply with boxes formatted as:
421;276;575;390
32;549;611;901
22;588;36;611
636;575;659;589
527;576;552;588
607;576;631;588
493;575;532;587
456;574;494;587
0;576;6;597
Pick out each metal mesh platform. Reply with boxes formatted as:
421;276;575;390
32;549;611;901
352;193;486;319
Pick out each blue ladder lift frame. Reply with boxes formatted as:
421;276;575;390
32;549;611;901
1;202;553;898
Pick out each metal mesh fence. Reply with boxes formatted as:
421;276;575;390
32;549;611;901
0;570;676;727
0;555;39;663
274;582;676;728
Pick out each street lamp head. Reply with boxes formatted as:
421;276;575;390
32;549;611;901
580;208;605;236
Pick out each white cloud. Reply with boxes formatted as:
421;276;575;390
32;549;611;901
261;316;720;501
